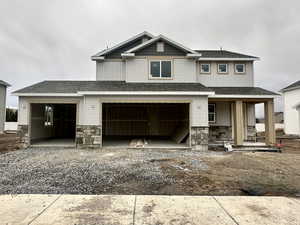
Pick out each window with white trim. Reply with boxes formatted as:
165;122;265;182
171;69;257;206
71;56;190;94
200;63;211;74
218;63;228;73
235;64;245;73
44;105;53;127
150;60;172;78
208;103;216;123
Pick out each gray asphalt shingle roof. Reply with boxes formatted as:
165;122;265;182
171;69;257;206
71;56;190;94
210;87;279;96
281;80;300;92
0;80;11;87
13;81;212;94
195;50;258;59
13;81;278;96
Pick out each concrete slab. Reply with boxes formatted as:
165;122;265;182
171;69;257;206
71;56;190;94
134;196;236;225
0;194;60;225
30;195;135;225
215;196;300;225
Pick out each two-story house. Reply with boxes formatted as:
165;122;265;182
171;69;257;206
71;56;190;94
13;31;278;150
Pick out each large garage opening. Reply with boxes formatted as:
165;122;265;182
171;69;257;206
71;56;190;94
30;103;76;146
102;103;190;148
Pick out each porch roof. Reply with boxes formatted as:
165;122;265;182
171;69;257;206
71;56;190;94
209;87;279;97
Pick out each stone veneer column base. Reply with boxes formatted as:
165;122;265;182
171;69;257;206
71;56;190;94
191;126;209;151
17;125;30;148
76;125;102;149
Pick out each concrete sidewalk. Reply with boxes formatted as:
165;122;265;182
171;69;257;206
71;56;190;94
1;195;300;225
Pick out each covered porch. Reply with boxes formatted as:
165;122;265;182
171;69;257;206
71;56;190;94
208;97;276;147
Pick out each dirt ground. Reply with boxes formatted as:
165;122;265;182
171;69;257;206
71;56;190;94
0;133;20;153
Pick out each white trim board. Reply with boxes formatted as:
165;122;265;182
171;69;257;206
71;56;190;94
78;91;215;96
210;94;277;99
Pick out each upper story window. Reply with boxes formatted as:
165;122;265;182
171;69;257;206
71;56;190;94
149;60;172;79
200;63;211;74
208;103;216;123
218;63;228;74
235;64;246;74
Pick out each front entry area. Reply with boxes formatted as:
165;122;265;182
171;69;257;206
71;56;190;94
102;103;190;148
30;103;76;147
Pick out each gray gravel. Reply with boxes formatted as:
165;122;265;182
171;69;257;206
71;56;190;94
0;147;215;194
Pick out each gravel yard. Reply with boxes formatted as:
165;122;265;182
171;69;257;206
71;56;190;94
0;147;299;196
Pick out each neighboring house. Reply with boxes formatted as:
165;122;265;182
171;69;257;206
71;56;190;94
281;80;300;135
0;80;11;133
13;31;278;150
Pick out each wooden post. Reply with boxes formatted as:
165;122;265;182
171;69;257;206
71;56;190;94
264;99;276;146
233;100;244;146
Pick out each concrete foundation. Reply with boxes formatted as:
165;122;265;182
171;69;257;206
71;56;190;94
76;125;102;149
191;126;209;151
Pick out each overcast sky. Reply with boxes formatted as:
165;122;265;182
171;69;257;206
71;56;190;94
1;0;300;116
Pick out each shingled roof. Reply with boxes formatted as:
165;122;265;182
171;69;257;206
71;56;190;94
210;87;279;96
281;80;300;92
0;80;11;87
195;50;258;59
13;80;212;94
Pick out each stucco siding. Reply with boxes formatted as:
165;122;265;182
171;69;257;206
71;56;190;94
0;86;6;133
96;61;125;81
198;61;254;87
283;89;300;135
126;58;197;83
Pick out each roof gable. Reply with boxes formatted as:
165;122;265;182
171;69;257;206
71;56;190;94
0;80;11;87
281;80;300;92
91;31;154;60
125;35;198;55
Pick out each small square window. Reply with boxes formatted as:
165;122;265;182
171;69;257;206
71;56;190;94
235;64;245;73
218;64;228;73
200;64;210;74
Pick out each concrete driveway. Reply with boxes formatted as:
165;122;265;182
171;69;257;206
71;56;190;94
1;195;300;225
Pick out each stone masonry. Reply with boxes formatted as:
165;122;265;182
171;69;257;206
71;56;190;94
191;126;209;151
76;125;102;149
17;125;30;148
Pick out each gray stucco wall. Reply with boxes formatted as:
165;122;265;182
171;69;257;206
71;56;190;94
0;86;7;133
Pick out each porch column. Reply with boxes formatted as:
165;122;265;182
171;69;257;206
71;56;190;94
233;100;244;146
264;99;276;146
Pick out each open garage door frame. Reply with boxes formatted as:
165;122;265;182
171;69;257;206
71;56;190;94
102;102;191;148
29;103;77;147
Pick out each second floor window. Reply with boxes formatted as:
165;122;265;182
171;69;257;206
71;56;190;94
218;63;228;74
235;64;245;73
200;63;211;74
150;60;172;78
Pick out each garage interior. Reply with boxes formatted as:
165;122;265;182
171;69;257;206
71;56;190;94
102;103;190;148
30;103;76;146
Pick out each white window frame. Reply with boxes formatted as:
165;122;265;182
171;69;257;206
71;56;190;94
217;63;228;74
208;103;216;123
149;60;172;79
235;63;246;74
200;63;211;74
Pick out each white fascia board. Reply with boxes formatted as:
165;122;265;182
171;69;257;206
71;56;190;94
280;86;300;93
12;93;82;97
92;31;155;57
210;94;277;99
186;53;202;58
121;53;135;57
198;57;259;61
78;91;215;96
91;56;105;61
126;34;198;54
